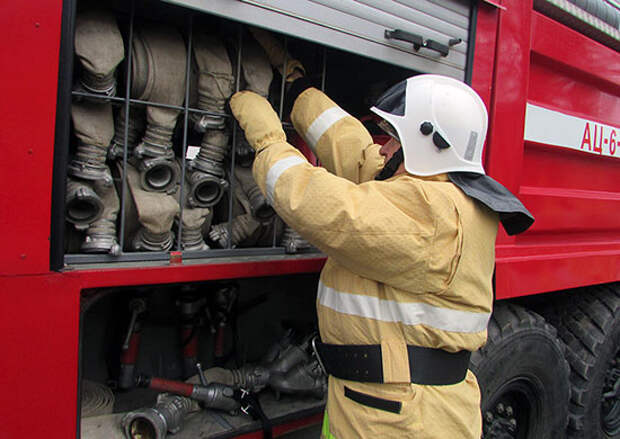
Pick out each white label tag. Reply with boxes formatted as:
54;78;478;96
186;146;201;160
524;104;619;159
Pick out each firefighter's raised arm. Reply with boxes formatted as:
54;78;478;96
290;87;383;184
248;27;383;183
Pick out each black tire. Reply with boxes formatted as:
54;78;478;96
552;284;620;438
471;303;570;439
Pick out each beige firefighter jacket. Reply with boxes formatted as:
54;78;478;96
234;87;499;438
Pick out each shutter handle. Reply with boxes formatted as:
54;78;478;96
385;29;462;57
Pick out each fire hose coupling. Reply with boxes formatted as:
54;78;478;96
186;171;228;208
248;185;274;223
80;70;117;97
174;218;210;252
68;143;114;187
268;358;327;400
186;129;230;207
132;228;174;252
192;111;228;133
235;137;256;168
227;365;271;393
282;225;311;254
234;166;274;222
121;393;197;439
197;332;326;398
133;125;179;193
137;156;180;194
209;222;234;248
265;333;327;399
65;178;105;230
81;217;121;255
196;129;230;166
268;339;313;375
109;107;146;161
192;33;234;132
136;124;176;157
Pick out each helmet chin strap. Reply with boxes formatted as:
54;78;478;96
375;148;404;181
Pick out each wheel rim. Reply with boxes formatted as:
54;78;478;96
483;378;543;439
601;350;620;436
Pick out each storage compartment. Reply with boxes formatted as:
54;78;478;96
56;0;474;267
79;275;324;438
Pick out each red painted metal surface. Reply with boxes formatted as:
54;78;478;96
490;2;620;298
0;274;81;439
471;2;501;168
0;0;62;276
0;0;618;437
485;0;533;205
74;256;325;288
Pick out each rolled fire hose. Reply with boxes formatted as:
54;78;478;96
186;34;232;208
249;27;306;83
235;37;275;167
186;129;230;208
81;380;115;418
131;23;186;194
241;37;273;98
74;8;124;97
68;101;115;186
66;100;121;253
191;33;234;132
124;161;179;251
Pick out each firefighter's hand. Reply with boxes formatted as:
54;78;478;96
229;91;286;152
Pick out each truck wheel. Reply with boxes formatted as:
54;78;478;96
471;303;570;439
553;284;620;438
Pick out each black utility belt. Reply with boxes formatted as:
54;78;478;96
312;340;471;386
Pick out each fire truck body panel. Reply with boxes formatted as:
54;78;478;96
490;6;620;299
0;0;63;276
0;0;618;438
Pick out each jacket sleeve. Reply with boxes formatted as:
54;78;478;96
290;88;383;184
252;141;453;292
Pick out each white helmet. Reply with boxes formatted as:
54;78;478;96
370;74;488;176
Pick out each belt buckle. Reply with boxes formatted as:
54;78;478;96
311;335;327;376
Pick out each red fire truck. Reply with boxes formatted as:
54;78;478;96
0;0;618;438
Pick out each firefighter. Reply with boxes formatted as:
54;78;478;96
229;71;533;438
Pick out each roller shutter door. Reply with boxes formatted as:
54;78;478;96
166;0;473;79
